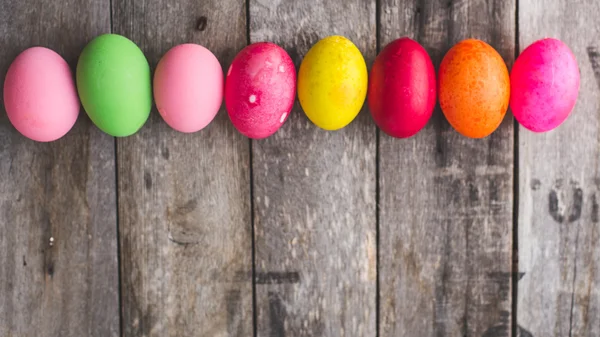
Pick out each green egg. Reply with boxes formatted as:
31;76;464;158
76;34;152;137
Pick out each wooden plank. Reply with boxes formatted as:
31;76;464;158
249;1;377;336
518;1;600;336
0;1;118;336
112;0;252;336
378;1;515;336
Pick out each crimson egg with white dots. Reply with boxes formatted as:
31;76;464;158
225;42;296;139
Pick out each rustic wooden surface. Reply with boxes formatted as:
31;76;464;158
518;1;600;336
1;0;599;336
113;0;252;336
378;1;515;336
249;0;377;336
0;1;119;336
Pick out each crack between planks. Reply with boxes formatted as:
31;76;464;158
109;0;124;336
374;0;381;335
512;1;520;337
244;2;257;337
114;137;124;337
250;138;257;337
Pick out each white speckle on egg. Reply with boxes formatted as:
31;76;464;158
249;95;256;103
280;112;287;123
279;65;285;72
227;65;232;76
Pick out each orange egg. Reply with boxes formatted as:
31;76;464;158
439;39;510;138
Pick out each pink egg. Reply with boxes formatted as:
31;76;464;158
3;47;79;142
510;38;580;132
368;37;436;138
154;44;223;133
225;42;296;139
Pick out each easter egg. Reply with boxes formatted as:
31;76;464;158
154;44;223;133
3;47;79;142
510;38;579;132
368;37;436;138
439;39;510;138
225;42;296;139
298;35;368;130
77;34;152;137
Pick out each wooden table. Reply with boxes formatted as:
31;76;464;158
0;0;597;336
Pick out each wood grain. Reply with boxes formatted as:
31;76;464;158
0;1;118;336
518;1;600;336
249;1;377;336
378;1;515;336
112;0;252;336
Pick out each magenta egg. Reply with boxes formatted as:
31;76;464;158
368;37;436;138
510;38;580;132
154;44;223;133
225;42;296;139
4;47;80;142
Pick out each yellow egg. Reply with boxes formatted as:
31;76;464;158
298;35;368;130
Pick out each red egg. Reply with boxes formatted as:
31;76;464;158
368;37;436;138
225;42;296;139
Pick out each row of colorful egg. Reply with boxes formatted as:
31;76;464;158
3;34;579;142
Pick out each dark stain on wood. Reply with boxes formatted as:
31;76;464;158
144;171;152;190
46;261;54;278
587;46;600;88
488;272;513;301
468;180;480;205
591;193;598;223
568;187;583;222
256;272;300;284
549;184;584;224
197;16;208;31
161;146;170;160
226;290;242;336
530;179;541;190
434;220;451;337
286;47;301;67
434;118;452;168
268;292;286;337
482;320;510;337
549;189;565;223
517;326;534;337
175;199;198;216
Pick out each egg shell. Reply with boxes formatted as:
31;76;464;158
510;38;579;132
154;44;223;133
225;42;296;139
368;38;436;138
298;35;368;131
3;47;79;142
76;34;152;137
439;39;510;138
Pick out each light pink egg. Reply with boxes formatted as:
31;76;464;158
510;38;580;132
3;47;79;142
154;44;223;133
225;42;296;139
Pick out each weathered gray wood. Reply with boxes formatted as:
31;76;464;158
250;1;377;336
112;0;252;336
518;1;600;336
379;1;515;336
0;1;118;336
